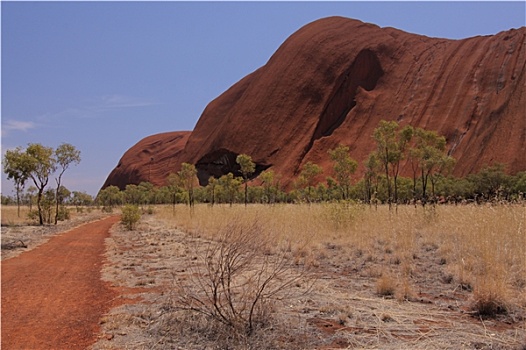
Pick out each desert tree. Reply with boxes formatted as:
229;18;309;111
315;182;330;201
411;128;448;204
236;154;256;207
40;188;57;224
328;144;358;200
247;185;265;203
430;155;456;198
166;173;181;212
138;181;156;205
218;172;242;206
3;147;31;217
177;163;198;207
408;146;422;201
71;191;93;211
54;143;81;224
97;185;122;209
25;143;56;225
467;164;511;201
124;184;142;205
373;121;397;207
206;176;218;206
363;152;380;205
55;185;71;221
434;175;474;201
298;161;323;204
26;186;38;211
511;171;526;201
260;169;280;204
325;176;341;200
372;120;413;208
393;125;413;205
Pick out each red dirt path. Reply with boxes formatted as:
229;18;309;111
1;216;120;350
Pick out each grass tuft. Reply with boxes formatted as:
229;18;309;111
376;274;396;297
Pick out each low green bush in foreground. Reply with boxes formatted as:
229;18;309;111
121;204;141;230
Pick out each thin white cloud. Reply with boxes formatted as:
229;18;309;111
100;94;157;109
36;107;92;123
34;95;159;123
1;120;37;137
5;94;159;130
3;120;37;132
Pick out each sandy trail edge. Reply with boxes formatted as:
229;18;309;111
1;216;121;350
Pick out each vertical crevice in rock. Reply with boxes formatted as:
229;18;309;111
298;49;384;168
313;49;384;141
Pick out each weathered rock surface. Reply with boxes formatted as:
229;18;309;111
102;131;190;190
103;16;525;190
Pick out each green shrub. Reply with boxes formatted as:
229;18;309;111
145;206;155;215
57;206;70;221
27;210;39;223
121;204;141;230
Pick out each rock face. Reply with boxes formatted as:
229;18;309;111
102;131;190;190
103;16;525;190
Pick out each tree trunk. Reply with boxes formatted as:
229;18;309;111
384;148;392;209
54;177;61;225
211;187;215;206
37;189;44;225
16;186;21;218
244;180;248;207
393;174;398;205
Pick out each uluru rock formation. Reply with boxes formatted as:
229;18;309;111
102;16;525;191
103;131;190;189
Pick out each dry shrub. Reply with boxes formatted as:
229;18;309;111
171;218;311;339
471;276;511;317
376;273;396;297
472;289;509;317
396;275;415;301
153;307;311;350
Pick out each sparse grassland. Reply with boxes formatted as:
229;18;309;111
1;205;32;226
94;203;526;349
1;204;96;226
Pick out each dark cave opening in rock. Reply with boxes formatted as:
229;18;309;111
195;149;270;186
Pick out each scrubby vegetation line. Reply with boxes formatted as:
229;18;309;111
4;121;525;216
92;162;526;210
92;120;525;210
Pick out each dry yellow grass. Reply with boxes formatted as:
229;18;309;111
1;205;32;226
1;205;90;226
92;203;526;349
157;203;526;315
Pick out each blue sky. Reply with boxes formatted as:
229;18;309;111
2;1;525;197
